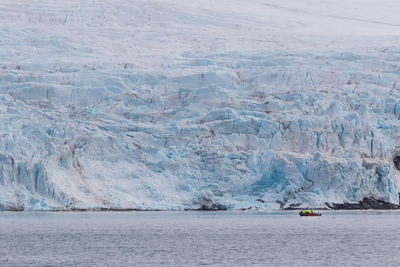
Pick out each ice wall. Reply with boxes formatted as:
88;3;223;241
0;0;400;210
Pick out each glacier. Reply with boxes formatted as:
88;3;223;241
0;0;400;210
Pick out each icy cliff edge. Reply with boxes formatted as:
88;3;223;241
1;0;400;210
1;50;400;210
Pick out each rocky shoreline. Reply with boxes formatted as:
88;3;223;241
1;197;400;211
325;197;400;210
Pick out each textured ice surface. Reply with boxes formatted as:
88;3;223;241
0;0;400;210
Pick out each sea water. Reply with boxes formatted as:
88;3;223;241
0;211;400;266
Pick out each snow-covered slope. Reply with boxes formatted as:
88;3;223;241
0;0;400;210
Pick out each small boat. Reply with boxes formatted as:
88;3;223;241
299;209;321;216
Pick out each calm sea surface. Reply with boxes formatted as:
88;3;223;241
0;211;400;266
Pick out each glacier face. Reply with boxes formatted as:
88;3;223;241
0;0;400;210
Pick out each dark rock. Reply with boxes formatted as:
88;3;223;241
326;197;400;210
199;203;228;211
275;200;285;209
0;203;24;211
190;196;228;211
393;155;400;171
91;207;142;211
283;203;303;210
